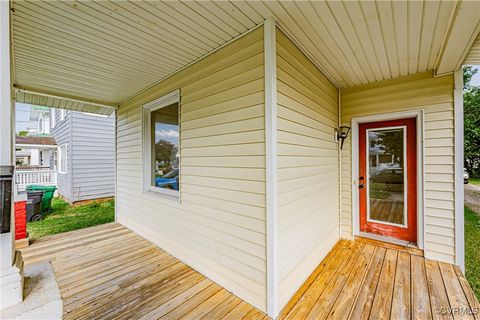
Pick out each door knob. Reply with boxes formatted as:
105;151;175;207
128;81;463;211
359;183;365;189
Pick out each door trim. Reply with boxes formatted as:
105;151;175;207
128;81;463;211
351;110;425;249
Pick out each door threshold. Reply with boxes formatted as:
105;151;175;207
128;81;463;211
355;233;423;256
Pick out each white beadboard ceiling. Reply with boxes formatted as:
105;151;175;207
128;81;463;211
10;0;480;109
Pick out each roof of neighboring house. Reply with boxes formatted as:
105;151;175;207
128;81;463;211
15;135;57;146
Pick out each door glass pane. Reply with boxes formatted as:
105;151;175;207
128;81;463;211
368;127;405;225
151;103;179;191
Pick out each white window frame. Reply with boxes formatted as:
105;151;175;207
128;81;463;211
142;89;180;199
82;112;108;118
50;109;56;129
57;144;68;174
38;117;43;133
59;109;66;121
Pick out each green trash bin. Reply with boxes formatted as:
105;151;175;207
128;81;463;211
26;185;57;213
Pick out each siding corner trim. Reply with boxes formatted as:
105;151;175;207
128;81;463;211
264;17;279;319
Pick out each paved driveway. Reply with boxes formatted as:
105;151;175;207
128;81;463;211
465;183;480;213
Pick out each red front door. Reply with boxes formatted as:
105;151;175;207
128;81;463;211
359;118;417;243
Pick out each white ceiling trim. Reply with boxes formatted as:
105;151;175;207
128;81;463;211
436;1;480;74
15;87;117;116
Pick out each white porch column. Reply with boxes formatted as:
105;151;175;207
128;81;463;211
0;0;24;309
454;69;465;272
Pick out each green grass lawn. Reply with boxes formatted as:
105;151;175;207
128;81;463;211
465;206;480;301
470;178;480;187
27;197;115;240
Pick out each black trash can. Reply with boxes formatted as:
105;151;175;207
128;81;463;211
26;190;44;222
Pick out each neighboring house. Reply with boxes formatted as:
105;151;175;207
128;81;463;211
50;108;115;203
15;106;53;167
14;135;57;191
2;1;480;317
15;135;57;168
29;105;50;135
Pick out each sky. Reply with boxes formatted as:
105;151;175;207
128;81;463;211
155;123;179;146
471;66;480;86
15;103;36;133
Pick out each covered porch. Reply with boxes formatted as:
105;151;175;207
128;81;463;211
2;0;480;318
18;223;478;320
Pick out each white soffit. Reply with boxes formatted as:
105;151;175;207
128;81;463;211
436;1;480;74
10;0;479;106
15;88;116;116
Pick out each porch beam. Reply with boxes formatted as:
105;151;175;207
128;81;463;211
436;1;480;75
14;87;117;109
14;86;117;116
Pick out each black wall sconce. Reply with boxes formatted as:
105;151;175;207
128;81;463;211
336;126;351;149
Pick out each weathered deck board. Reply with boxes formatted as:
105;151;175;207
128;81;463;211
21;223;479;320
280;238;479;320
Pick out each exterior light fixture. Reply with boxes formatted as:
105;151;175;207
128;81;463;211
336;126;351;149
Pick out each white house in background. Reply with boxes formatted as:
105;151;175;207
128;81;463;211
50;108;115;203
28;105;50;135
14;135;57;192
15;105;53;168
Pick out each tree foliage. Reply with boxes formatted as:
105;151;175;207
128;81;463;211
18;130;28;136
464;66;480;178
464;66;478;90
155;139;177;168
374;130;404;165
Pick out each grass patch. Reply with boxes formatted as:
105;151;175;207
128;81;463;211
465;206;480;301
27;197;114;240
469;178;480;187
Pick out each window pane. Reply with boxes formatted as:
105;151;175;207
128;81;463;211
151;103;179;191
368;128;405;225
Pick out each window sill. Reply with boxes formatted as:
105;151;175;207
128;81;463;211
144;186;180;202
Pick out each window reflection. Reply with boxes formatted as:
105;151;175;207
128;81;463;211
368;128;405;225
151;103;179;191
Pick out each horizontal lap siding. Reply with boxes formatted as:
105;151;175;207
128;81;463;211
341;71;456;264
51;110;73;201
116;27;267;311
71;112;115;202
276;29;339;310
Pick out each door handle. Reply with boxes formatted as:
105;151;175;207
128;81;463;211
359;183;365;189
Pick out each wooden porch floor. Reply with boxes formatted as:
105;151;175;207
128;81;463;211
280;237;480;320
21;223;479;320
21;223;268;320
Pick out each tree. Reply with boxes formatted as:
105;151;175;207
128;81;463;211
464;66;478;90
464;66;480;178
373;130;404;165
18;130;28;136
155;139;177;169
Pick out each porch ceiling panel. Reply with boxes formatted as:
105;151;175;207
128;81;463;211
11;0;260;105
11;1;480;107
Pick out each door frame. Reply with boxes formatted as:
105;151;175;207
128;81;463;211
351;110;425;249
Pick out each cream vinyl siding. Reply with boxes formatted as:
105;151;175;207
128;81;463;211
276;29;339;310
341;71;456;264
116;27;267;311
464;33;480;65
